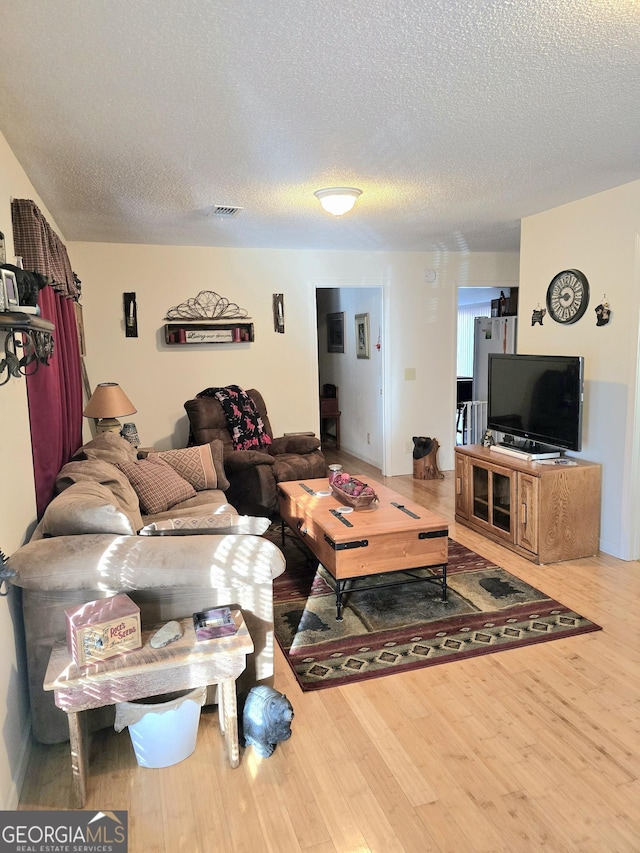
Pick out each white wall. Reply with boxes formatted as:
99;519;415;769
519;179;640;559
70;244;328;450
70;244;520;475
0;132;55;808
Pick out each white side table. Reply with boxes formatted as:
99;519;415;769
44;610;253;808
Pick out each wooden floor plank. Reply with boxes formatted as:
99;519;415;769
17;448;640;852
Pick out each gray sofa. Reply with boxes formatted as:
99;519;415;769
31;430;235;539
7;433;286;745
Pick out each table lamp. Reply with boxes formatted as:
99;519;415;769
83;382;137;433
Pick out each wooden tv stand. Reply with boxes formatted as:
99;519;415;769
454;445;601;564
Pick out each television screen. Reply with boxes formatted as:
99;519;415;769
487;354;584;452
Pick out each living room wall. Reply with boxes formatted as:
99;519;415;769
519;179;640;560
0;133;51;807
69;242;520;476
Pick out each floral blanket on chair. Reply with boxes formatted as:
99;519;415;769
197;385;272;451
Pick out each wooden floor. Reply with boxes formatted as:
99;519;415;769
19;449;640;852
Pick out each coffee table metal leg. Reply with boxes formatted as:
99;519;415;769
335;580;343;621
333;564;448;621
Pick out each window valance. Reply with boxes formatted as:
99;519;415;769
11;198;79;299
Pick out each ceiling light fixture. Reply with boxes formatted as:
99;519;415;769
314;187;362;216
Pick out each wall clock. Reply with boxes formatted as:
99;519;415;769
546;269;590;324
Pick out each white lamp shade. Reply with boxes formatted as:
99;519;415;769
314;187;362;216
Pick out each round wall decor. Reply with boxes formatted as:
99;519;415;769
546;269;590;324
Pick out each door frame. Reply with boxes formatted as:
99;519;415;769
314;283;388;475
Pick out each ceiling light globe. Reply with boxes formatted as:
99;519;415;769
314;187;362;216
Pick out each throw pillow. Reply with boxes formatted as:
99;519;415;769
143;440;230;492
72;431;139;464
38;482;136;536
56;459;144;532
116;456;196;515
153;444;217;490
139;514;271;536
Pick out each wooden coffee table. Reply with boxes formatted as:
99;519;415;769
277;477;448;619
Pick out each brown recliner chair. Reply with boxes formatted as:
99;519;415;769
185;388;326;516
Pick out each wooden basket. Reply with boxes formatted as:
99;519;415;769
330;481;378;510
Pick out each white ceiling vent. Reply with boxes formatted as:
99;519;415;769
207;205;243;218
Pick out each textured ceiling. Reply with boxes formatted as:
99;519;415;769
0;0;639;253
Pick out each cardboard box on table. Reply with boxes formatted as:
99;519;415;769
65;593;142;667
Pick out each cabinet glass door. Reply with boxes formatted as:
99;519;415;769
470;461;513;541
472;466;490;522
491;471;511;532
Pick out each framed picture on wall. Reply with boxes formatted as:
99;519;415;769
355;313;370;359
1;269;19;310
327;312;345;353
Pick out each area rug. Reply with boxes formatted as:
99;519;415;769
271;530;602;691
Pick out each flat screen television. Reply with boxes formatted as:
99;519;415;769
487;353;584;452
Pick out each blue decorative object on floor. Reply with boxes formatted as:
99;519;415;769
239;685;293;757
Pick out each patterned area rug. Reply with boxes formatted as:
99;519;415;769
271;530;602;691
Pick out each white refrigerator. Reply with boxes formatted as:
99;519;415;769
472;316;517;401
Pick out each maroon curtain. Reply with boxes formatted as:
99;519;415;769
12;200;83;517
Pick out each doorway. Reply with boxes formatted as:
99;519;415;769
316;287;384;470
456;286;517;445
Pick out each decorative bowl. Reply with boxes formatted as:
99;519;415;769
330;475;378;510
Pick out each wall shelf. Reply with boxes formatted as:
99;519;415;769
0;311;55;385
0;310;54;333
164;321;254;345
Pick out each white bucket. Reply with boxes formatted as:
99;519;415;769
114;685;207;768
